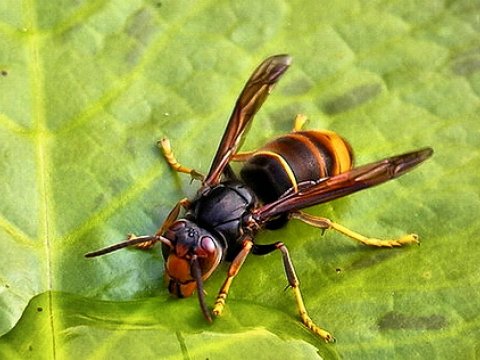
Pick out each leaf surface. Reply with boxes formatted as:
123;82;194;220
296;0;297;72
0;1;479;359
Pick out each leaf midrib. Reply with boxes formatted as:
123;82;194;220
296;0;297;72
24;0;56;358
18;2;221;358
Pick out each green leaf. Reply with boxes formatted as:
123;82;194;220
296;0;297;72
0;292;327;359
1;0;479;359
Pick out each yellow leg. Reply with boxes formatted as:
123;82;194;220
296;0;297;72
136;198;190;249
278;243;334;342
293;114;308;132
254;242;334;342
213;239;253;316
158;138;204;181
133;236;160;250
214;239;333;342
292;285;334;342
291;211;419;247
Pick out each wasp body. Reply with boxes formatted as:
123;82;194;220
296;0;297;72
86;55;433;342
241;128;353;228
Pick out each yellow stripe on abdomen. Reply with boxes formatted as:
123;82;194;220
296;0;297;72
306;130;353;174
252;150;298;192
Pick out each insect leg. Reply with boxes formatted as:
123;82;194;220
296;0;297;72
212;239;253;316
253;242;334;342
291;211;419;247
158;138;205;181
292;114;308;132
136;198;190;249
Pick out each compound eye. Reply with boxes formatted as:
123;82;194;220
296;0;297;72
200;236;217;254
196;235;221;274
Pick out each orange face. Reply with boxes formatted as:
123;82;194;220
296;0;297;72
165;254;197;297
162;220;223;298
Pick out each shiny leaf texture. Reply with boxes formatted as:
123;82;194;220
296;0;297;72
0;1;479;359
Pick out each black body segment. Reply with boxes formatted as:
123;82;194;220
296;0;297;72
241;130;353;205
186;181;256;260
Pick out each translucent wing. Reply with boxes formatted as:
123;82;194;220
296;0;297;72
253;147;433;223
204;54;292;186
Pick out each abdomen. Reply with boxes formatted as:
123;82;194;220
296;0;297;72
240;130;354;215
